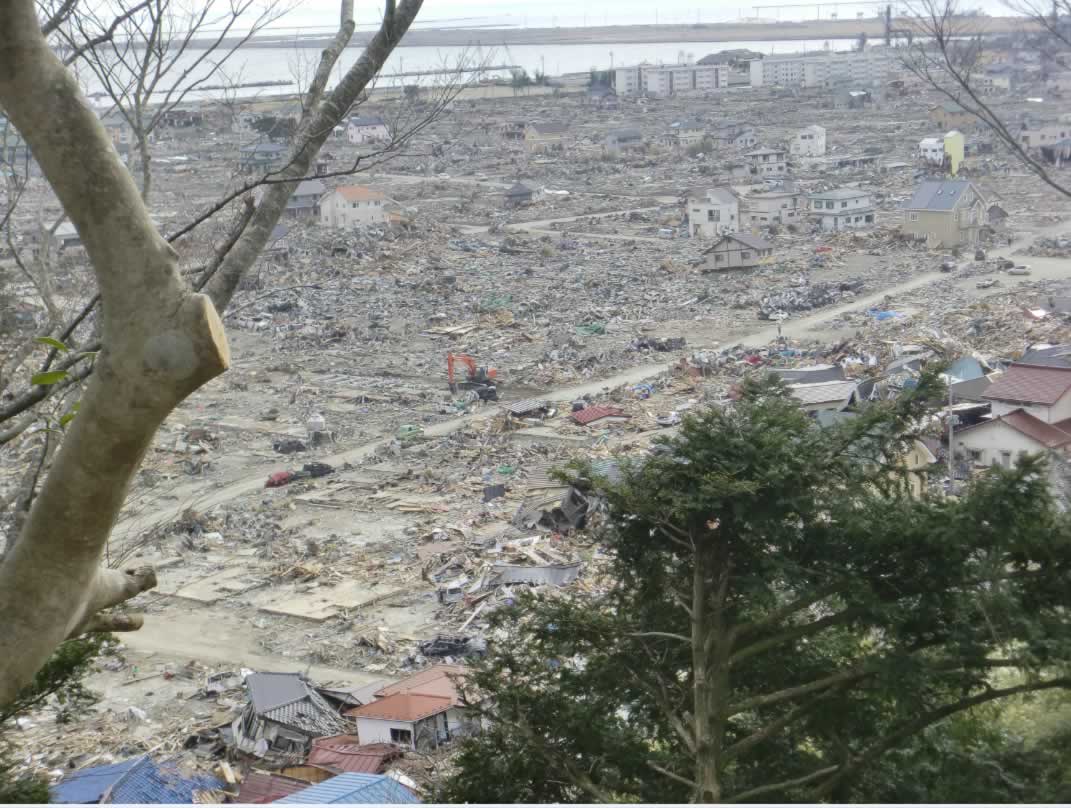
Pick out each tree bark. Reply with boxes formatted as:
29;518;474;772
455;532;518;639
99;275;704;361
692;536;723;803
0;0;229;706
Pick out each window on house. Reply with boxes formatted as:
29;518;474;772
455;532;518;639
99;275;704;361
968;449;983;463
1001;451;1013;467
714;253;724;263
391;728;413;745
841;201;848;208
909;213;919;222
741;251;751;259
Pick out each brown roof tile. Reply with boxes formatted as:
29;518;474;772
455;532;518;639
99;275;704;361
958;408;1071;449
346;693;451;722
983;364;1071;405
237;773;308;804
333;186;385;203
307;741;401;774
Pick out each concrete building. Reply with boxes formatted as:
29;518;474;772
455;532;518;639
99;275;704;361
919;137;945;165
1019;122;1071;149
790;125;826;157
319;185;387;229
701;233;773;270
686;187;739;238
748;48;898;88
613;63;727;96
746;147;788;176
901;179;987;247
347;115;389;145
808;188;874;231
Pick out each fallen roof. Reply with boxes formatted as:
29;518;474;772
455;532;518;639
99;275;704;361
789;380;858;406
346;692;452;722
103;757;223;804
247;672;311;713
245;672;351;736
983;363;1071;405
572;405;629;425
308;741;402;775
51;758;141;804
770;364;845;384
237;772;310;804
957;408;1071;449
292;180;326;197
275;772;421;804
349;115;386;127
1020;344;1071;368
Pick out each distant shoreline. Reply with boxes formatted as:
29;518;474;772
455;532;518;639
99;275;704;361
217;15;1037;49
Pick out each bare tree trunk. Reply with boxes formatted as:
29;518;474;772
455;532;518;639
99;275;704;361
0;0;426;706
0;0;229;706
692;539;721;803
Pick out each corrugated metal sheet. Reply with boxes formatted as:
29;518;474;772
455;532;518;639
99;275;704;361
51;757;141;804
491;562;582;586
239;772;313;804
275;773;421;804
505;398;549;416
307;743;400;775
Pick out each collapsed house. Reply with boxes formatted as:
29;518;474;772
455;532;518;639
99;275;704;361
232;672;352;761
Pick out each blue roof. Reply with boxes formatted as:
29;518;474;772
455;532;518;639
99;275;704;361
103;756;223;804
276;773;421;804
50;758;141;804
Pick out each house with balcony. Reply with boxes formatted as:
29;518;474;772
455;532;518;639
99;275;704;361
808;188;874;231
901;179;987;247
746;147;788;176
686;187;739;238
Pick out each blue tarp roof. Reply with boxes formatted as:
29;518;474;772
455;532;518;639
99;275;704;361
275;773;421;804
50;758;141;804
103;756;222;804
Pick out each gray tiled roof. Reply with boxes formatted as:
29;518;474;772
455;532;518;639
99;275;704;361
724;233;772;251
809;187;869;200
903;180;976;211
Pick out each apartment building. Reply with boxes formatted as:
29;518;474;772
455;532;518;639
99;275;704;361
613;63;728;96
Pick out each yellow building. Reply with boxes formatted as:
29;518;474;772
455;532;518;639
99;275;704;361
943;130;964;176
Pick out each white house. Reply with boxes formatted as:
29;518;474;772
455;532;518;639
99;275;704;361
790;125;826;157
746;147;788;176
319;185;388;229
347;115;389;145
983;363;1071;423
345;665;473;752
919;137;945;164
687;187;739;238
807;188;874;231
955;409;1071;469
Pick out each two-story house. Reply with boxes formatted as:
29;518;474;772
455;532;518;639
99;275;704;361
524;122;568;153
686;187;739;238
808;188;874;231
900;179;987;247
347;115;389;145
285;179;327;219
954;362;1071;469
746;147;788;176
741;189;801;227
319;185;388;229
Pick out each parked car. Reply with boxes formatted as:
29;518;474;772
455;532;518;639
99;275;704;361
940;259;957;272
1008;266;1032;276
976;278;1000;289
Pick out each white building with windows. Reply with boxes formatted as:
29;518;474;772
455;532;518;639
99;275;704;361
790;125;826;157
347;115;389;145
749;48;898;88
319;185;387;228
919;137;945;164
686;187;739;238
613;63;728;96
808;188;874;231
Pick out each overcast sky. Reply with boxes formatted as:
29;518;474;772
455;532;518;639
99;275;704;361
273;0;885;31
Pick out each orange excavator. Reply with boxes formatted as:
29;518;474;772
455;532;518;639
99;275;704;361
447;353;498;401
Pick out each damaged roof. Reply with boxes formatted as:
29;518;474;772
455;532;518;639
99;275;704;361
347;692;452;722
51;757;141;804
245;672;352;735
308;740;402;774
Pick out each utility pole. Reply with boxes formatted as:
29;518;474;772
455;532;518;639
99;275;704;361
947;377;956;491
